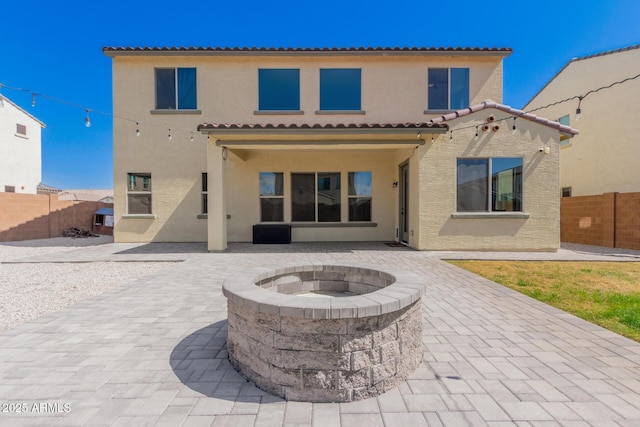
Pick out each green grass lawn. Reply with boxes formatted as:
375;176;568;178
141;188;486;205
448;261;640;342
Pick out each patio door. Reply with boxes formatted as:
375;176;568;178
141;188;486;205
399;163;409;243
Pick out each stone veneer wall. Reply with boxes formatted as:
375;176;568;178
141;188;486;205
226;298;423;402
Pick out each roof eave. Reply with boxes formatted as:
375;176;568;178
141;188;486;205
197;125;448;135
428;100;580;136
103;47;512;58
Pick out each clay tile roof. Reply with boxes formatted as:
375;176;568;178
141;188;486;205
197;122;447;131
36;182;61;194
103;46;511;56
428;100;579;136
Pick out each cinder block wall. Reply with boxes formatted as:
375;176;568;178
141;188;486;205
0;193;113;242
616;192;640;250
560;192;640;250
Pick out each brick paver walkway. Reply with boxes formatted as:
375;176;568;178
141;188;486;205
1;242;639;426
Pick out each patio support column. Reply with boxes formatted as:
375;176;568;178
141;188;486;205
207;140;227;252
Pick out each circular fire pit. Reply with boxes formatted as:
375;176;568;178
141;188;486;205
222;264;425;402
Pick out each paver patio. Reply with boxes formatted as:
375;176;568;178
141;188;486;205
1;242;639;426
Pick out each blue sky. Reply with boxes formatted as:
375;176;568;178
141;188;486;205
1;0;639;190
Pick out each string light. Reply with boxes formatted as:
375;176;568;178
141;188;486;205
168;128;172;140
0;82;198;141
511;117;517;134
431;135;435;143
190;132;194;142
449;131;453;142
1;71;638;142
575;96;583;121
474;126;479;140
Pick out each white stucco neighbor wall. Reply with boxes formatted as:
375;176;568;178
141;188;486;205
524;46;640;196
0;97;44;194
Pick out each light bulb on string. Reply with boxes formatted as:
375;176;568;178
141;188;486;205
474;126;479;141
190;132;194;142
575;96;583;121
31;93;37;107
168;129;172;140
449;131;453;142
512;118;517;135
85;109;91;128
136;123;140;137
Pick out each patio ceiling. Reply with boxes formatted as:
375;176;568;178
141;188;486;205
197;122;448;151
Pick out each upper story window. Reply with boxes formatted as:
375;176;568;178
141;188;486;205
319;69;361;111
155;68;197;110
457;158;523;212
258;69;300;111
16;124;27;137
428;68;469;111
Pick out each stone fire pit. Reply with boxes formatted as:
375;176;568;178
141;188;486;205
222;264;426;402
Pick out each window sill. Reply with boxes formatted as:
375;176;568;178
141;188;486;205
253;110;305;115
424;109;456;115
315;110;366;115
150;109;202;115
14;133;29;139
451;212;530;219
123;214;156;219
197;214;208;219
291;222;377;228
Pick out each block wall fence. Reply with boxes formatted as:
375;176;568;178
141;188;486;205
561;192;640;250
0;193;113;242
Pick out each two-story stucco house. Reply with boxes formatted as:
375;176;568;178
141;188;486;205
104;46;577;251
0;94;45;194
524;44;640;197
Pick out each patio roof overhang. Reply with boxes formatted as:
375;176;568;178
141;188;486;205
196;122;449;151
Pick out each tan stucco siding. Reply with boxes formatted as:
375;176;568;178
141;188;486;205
112;111;208;243
416;111;560;251
111;53;507;245
525;48;640;196
111;55;503;126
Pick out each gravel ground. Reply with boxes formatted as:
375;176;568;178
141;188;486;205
0;237;174;332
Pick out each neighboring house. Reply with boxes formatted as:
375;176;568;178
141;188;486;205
104;46;577;251
36;182;61;195
58;189;114;202
524;44;640;197
0;95;45;194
